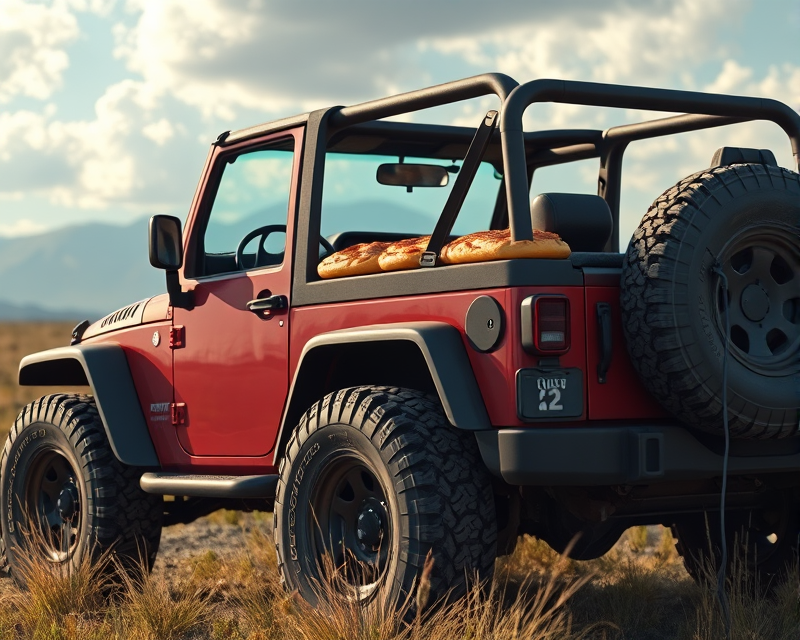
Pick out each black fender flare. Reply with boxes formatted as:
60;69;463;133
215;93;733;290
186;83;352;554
276;321;491;458
18;344;160;467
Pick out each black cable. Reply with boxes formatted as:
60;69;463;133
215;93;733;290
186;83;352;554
712;262;732;639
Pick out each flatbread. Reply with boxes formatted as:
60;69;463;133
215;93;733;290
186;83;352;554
317;241;390;279
440;228;570;264
377;236;431;272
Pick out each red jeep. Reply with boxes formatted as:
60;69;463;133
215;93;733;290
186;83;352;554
3;74;799;611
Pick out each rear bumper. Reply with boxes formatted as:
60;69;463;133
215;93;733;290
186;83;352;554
475;425;800;486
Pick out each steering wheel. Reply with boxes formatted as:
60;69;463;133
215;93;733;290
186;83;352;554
235;224;336;271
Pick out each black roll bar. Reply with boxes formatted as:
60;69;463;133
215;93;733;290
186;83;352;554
500;79;800;241
330;73;518;128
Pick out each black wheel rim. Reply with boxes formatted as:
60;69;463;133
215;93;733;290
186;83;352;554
728;506;791;573
308;455;391;600
23;448;82;563
716;226;800;376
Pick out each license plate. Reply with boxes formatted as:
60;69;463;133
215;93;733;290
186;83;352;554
517;368;583;420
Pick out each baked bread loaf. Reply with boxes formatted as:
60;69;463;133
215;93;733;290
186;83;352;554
440;228;570;264
318;228;569;279
317;241;390;279
377;236;431;272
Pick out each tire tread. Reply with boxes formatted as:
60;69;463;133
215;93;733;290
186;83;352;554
1;394;162;579
620;163;800;439
274;386;496;610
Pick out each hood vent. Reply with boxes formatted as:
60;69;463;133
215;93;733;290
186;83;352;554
79;298;153;342
100;301;145;328
95;299;149;331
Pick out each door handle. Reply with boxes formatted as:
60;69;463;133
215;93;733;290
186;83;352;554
596;302;613;384
247;294;288;316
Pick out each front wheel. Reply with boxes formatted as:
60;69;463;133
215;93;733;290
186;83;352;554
273;386;497;615
0;394;163;582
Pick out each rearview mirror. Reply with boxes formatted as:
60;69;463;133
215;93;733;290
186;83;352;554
149;215;183;270
376;163;449;188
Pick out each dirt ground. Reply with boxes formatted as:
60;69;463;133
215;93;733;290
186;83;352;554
151;512;273;582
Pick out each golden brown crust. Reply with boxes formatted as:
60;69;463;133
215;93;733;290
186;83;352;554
377;236;431;272
317;241;390;279
440;228;570;264
318;228;569;279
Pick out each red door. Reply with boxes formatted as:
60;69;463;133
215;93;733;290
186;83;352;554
172;130;301;457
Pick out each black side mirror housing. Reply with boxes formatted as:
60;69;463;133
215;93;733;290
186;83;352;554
149;215;184;270
148;215;193;309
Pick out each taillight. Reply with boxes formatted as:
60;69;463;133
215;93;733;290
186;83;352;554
521;295;570;354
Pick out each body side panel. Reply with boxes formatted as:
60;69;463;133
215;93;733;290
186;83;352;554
288;286;588;429
584;286;666;419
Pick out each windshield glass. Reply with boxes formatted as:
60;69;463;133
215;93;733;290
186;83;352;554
321;153;501;238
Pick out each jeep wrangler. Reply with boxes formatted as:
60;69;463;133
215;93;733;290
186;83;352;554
2;74;799;612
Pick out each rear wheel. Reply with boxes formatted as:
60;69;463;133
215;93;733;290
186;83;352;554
672;494;799;588
273;386;497;615
0;394;162;582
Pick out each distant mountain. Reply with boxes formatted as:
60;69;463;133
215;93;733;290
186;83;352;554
0;300;93;322
0;220;164;317
0;201;437;318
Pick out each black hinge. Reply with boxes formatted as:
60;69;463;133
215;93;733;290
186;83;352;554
169;325;185;349
171;403;186;426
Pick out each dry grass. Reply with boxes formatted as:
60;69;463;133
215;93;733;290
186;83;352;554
0;321;80;438
0;517;592;640
2;519;799;640
118;567;212;640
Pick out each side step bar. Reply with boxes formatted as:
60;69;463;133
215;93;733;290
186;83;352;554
140;472;279;499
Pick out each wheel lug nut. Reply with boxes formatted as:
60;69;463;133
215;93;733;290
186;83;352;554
57;485;79;520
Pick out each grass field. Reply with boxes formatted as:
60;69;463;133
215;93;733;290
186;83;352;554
0;322;80;438
0;321;798;639
1;519;799;640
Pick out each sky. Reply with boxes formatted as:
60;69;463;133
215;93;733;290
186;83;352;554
1;0;799;246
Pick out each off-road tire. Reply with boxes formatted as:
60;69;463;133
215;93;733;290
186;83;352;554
672;492;799;588
621;163;800;438
0;394;162;582
273;386;497;615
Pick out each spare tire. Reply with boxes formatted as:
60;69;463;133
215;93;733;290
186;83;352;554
621;163;800;438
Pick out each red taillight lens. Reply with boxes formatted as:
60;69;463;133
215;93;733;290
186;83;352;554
535;297;569;352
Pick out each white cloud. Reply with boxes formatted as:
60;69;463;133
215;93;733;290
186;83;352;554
141;117;175;145
0;80;201;210
66;0;117;15
0;0;79;103
111;0;671;121
0;218;48;237
242;157;292;191
425;0;739;86
705;60;754;94
0;0;122;105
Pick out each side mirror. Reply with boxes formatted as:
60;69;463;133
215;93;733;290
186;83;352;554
149;215;183;270
148;215;193;310
376;163;449;188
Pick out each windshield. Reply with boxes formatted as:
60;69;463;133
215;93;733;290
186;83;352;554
321;153;501;239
